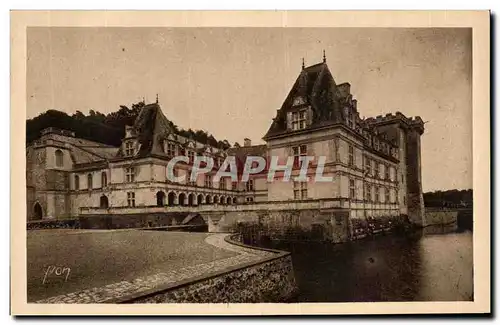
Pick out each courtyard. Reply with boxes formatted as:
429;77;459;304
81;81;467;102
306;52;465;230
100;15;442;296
27;229;239;302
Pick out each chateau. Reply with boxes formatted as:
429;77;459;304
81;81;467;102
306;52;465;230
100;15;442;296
26;58;425;236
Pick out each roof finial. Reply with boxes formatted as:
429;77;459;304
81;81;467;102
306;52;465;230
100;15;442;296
302;58;305;70
156;93;159;104
323;50;326;63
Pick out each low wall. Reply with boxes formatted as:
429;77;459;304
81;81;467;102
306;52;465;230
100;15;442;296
118;236;298;303
209;210;404;243
78;213;205;230
27;218;80;230
424;209;458;228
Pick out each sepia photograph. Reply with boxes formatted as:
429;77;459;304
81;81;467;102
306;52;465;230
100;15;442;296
11;10;490;315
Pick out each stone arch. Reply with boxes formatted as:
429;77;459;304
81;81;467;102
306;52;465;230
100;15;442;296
74;175;80;190
87;173;93;190
226;197;232;205
100;195;109;209
213;195;219;204
33;202;43;220
168;191;177;206
55;149;63;167
156;191;166;206
178;192;187;206
197;194;204;205
101;171;107;187
188;193;195;206
219;196;225;205
233;197;237;204
205;195;212;204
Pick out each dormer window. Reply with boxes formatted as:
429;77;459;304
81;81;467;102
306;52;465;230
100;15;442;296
291;109;307;131
346;110;354;128
125;141;135;156
166;142;176;157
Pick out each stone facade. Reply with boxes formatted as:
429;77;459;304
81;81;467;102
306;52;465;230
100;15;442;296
130;254;297;303
26;59;425;235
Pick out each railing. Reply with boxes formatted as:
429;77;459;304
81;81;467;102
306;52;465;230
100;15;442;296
79;198;399;215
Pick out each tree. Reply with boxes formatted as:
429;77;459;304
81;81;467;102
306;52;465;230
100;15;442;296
26;101;234;149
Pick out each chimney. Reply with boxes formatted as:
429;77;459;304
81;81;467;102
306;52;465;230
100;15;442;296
243;138;252;147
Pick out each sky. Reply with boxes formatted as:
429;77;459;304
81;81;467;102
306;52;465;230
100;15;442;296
26;27;472;192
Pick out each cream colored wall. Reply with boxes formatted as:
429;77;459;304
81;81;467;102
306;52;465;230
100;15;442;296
45;146;73;171
151;164;166;182
267;181;292;201
71;169;108;190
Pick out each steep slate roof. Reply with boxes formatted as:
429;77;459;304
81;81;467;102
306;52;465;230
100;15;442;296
263;61;349;140
116;103;227;159
133;103;176;157
227;144;268;175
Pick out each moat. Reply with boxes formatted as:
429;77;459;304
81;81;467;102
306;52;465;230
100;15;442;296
252;227;473;302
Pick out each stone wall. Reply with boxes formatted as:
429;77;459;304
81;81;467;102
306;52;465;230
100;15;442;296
424;209;458;227
122;244;297;303
78;212;205;229
210;209;366;243
406;129;425;226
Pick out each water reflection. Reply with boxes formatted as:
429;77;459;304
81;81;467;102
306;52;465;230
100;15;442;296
254;229;473;302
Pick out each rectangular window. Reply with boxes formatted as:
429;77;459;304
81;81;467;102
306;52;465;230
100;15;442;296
166;143;176;156
205;175;212;188
291;109;307;130
74;175;80;190
366;157;372;176
125;141;134;156
385;187;390;203
348;145;354;167
385;165;390;180
375;162;380;178
179;147;186;156
127;192;135;207
219;178;226;190
246;179;254;191
349;179;356;199
125;167;135;183
292;144;307;168
375;186;380;203
246;197;254;202
366;184;372;202
347;110;354;128
395;189;399;203
293;181;308;200
188;151;195;163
